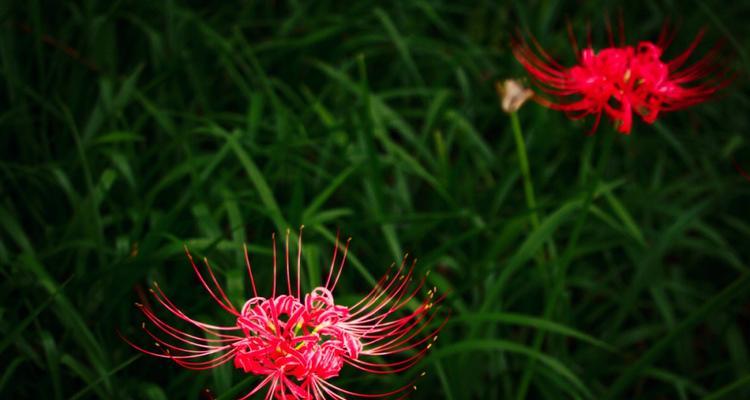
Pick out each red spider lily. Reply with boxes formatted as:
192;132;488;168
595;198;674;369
123;230;445;400
513;26;732;134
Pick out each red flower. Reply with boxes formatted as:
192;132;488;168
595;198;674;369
513;28;731;134
123;230;445;399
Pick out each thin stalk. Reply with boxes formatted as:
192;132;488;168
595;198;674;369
459;107;551;395
510;112;541;230
516;132;615;400
509;111;558;285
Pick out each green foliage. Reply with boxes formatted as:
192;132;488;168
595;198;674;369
1;0;749;399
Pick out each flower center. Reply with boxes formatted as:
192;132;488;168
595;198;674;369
231;289;360;382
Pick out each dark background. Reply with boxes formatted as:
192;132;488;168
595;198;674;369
1;0;749;399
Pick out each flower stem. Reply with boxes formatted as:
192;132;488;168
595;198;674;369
510;112;557;276
510;112;541;231
515;132;615;400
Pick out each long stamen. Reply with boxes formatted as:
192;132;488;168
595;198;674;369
285;228;292;296
329;237;351;291
513;26;730;134
127;233;445;400
271;232;277;298
184;247;238;316
244;243;259;298
324;230;340;289
297;225;304;299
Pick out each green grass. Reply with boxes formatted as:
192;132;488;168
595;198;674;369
1;0;750;399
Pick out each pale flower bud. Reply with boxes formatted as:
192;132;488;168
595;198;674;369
496;79;534;113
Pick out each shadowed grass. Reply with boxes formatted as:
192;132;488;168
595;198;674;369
1;0;749;399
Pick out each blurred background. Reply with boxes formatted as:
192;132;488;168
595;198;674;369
1;0;749;398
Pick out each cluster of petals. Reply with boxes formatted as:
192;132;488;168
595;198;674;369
124;230;445;399
513;28;730;133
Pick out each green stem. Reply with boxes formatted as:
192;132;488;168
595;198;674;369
510;112;541;230
515;132;615;400
510;111;558;284
459;110;548;396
